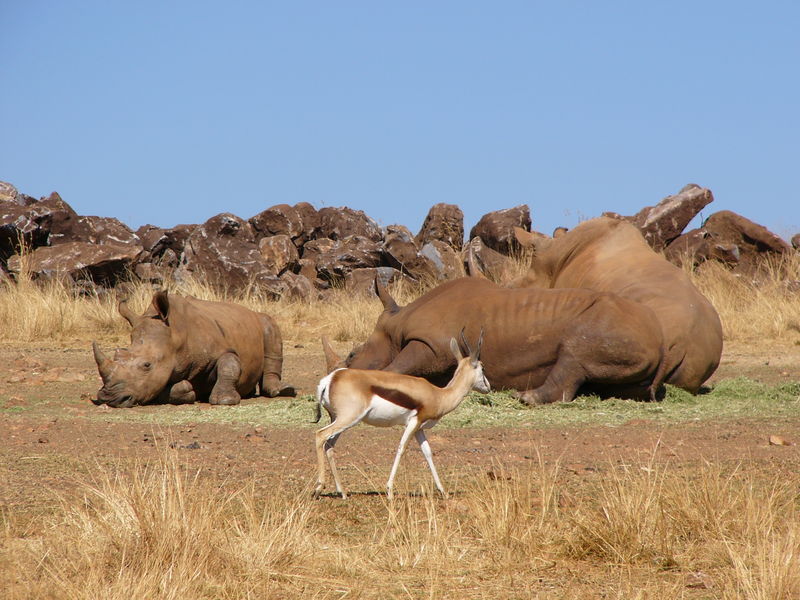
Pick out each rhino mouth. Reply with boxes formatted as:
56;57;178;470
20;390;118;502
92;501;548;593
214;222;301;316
95;386;136;408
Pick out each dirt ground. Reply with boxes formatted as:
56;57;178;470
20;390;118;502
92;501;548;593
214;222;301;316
2;338;800;515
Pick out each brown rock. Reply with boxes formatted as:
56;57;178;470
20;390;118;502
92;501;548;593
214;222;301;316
0;181;20;204
416;203;464;251
315;207;382;242
7;242;142;285
703;210;791;273
176;213;275;290
469;205;532;255
0;191;78;259
345;267;417;296
249;204;305;240
664;229;739;268
278;272;316;301
313;236;385;285
462;237;515;282
258;234;299;276
28;192;80;245
418;240;463;281
631;184;714;251
53;215;139;247
792;233;800;250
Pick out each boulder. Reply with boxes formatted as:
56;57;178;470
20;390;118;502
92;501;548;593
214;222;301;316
0;181;19;204
136;224;194;260
463;236;516;282
27;192;80;245
702;210;791;272
345;267;417;296
54;215;140;247
278;271;316;301
664;229;740;268
630;184;714;251
249;204;306;241
416;203;464;251
176;213;274;290
258;234;299;276
0;192;78;259
312;236;385;285
7;242;142;285
792;233;800;251
469;205;532;255
315;207;382;242
418;240;463;281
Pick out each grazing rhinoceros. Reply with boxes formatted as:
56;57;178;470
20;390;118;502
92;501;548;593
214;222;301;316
329;277;666;404
92;291;289;408
513;216;723;393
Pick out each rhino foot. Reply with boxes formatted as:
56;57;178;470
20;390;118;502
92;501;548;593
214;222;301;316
515;390;546;406
209;390;241;405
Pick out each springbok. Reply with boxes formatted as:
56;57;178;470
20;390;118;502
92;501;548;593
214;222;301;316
313;332;490;500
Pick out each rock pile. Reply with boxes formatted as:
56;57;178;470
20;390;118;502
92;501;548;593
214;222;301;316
0;180;796;297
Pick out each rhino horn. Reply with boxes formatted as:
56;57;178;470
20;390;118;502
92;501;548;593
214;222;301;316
118;299;139;327
374;277;399;313
321;336;344;373
92;341;113;383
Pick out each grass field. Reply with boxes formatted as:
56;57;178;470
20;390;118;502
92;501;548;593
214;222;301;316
1;255;800;598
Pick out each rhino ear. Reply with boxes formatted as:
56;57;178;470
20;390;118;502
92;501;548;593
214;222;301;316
152;291;170;324
552;226;569;238
374;277;399;314
118;299;139;327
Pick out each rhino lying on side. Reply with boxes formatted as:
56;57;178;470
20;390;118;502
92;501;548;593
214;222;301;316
93;291;289;408
331;277;667;404
513;217;723;393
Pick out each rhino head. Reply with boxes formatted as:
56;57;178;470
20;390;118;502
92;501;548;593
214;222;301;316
92;291;177;408
343;280;402;371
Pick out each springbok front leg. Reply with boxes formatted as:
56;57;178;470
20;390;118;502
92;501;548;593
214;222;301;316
386;415;421;500
415;428;447;498
314;415;362;499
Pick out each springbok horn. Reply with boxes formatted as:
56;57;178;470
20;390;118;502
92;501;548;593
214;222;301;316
92;341;113;383
321;336;344;373
118;299;138;327
374;277;399;313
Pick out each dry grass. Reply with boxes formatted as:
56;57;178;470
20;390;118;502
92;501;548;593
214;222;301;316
1;447;798;599
2;252;799;346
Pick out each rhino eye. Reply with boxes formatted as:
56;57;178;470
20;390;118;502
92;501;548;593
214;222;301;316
141;362;152;371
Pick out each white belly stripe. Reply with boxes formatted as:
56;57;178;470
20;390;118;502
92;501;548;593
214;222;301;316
363;394;415;427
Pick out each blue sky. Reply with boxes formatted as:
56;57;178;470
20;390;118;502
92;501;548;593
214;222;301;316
2;2;798;239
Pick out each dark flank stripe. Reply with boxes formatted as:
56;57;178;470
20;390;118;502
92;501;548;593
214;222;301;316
370;385;421;411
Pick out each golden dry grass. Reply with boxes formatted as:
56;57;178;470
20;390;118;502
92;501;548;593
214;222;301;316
2;252;799;346
1;448;798;599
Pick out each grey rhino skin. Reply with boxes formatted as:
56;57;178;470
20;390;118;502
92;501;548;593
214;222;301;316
338;277;666;405
93;291;287;407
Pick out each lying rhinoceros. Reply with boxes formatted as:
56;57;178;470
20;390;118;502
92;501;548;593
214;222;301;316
329;277;667;404
92;291;289;408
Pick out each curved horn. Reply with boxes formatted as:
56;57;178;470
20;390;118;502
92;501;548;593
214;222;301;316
374;277;399;313
321;336;344;373
466;244;488;280
118;299;138;327
92;341;113;383
459;327;472;357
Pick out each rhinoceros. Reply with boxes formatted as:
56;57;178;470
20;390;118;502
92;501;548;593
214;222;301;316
513;216;723;393
92;291;288;407
332;277;666;404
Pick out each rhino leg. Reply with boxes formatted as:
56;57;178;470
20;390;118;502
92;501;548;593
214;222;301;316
168;380;197;404
258;314;286;397
210;352;242;405
385;341;448;383
518;352;585;405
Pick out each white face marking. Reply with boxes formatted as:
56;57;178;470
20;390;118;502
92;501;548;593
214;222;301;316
362;394;416;427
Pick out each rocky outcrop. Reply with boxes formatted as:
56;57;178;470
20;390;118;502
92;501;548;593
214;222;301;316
416;203;464;251
792;233;800;250
463;237;516;282
469;205;531;255
259;234;299;276
315;207;382;242
630;184;714;251
7;242;142;285
345;267;417;296
701;211;792;272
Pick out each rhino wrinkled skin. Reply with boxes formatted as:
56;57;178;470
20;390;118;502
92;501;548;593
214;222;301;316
93;291;286;407
341;277;666;405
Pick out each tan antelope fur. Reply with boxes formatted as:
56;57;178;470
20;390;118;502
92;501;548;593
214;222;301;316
314;333;489;500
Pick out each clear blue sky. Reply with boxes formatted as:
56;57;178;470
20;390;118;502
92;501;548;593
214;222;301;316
2;2;798;239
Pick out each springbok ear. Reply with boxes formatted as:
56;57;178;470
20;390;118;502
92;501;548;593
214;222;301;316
449;337;464;361
118;299;138;327
375;277;400;314
152;290;170;324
